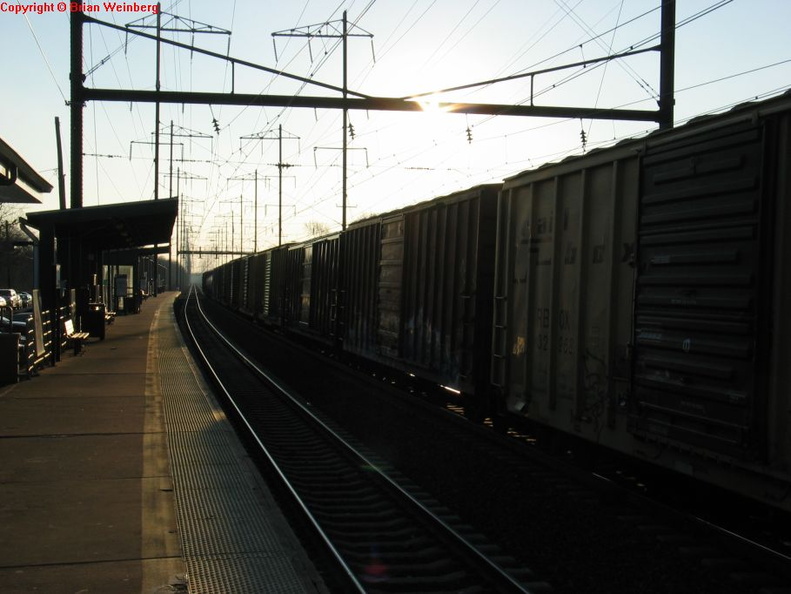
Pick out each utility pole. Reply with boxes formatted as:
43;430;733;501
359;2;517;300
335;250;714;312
74;5;677;199
70;2;679;281
178;197;203;285
218;198;244;256
168;119;173;288
278;125;284;245
226;173;256;252
153;4;161;203
70;9;84;208
240;126;299;246
153;4;162;295
272;14;373;231
342;11;348;230
255;168;258;252
153;123;211;288
54;117;66;210
659;0;676;129
165;170;206;285
123;9;230;291
169;120;174;196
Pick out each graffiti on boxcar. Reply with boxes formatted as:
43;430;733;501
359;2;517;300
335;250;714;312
580;347;608;436
564;243;577;265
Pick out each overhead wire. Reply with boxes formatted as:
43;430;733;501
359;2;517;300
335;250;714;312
528;0;735;103
89;25;101;204
204;0;361;219
420;0;487;68
343;0;787;216
195;1;400;243
96;22;145;199
76;0;781;249
320;1;600;215
456;0;734;138
202;0;757;245
320;1;632;215
582;0;628;149
289;0;501;230
227;3;380;235
557;0;656;99
17;5;68;105
283;0;640;233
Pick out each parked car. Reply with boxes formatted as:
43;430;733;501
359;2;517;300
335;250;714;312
0;315;28;334
12;312;32;325
18;292;32;308
0;290;20;309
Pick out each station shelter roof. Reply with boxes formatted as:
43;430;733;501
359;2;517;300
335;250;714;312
0;137;52;204
25;198;178;250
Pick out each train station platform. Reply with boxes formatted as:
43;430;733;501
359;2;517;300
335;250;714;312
0;292;328;594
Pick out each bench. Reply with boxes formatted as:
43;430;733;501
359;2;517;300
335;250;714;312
64;319;89;355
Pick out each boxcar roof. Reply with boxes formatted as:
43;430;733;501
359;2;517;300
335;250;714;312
504;89;791;188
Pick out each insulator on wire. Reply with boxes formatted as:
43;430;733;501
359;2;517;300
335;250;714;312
466;126;473;144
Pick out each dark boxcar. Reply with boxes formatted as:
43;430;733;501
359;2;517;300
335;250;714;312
492;142;640;429
230;256;247;311
218;260;233;305
282;243;307;328
202;269;214;298
400;185;499;398
345;185;499;399
340;217;382;356
494;92;791;510
243;252;267;319
277;235;342;343
260;245;291;326
309;235;340;342
632;117;769;457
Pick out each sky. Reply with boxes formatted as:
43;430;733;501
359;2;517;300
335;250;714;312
1;0;790;272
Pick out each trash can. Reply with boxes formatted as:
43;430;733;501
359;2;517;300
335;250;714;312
0;333;19;385
85;303;106;340
124;295;140;315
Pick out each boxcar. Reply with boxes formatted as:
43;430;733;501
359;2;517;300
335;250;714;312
202;269;214;298
214;260;232;304
492;92;791;507
346;184;500;399
281;235;341;343
241;252;266;319
339;217;382;356
233;245;292;326
230;256;247;311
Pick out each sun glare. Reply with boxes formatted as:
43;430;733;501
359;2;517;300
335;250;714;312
417;100;452;114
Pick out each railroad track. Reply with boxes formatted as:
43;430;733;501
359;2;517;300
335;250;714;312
180;287;548;593
185;289;791;594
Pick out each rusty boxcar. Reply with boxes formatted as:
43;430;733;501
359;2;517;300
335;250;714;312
491;92;791;507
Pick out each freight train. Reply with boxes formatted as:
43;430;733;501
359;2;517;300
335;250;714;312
203;91;791;511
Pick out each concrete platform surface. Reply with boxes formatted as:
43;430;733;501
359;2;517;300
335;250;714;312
0;292;327;594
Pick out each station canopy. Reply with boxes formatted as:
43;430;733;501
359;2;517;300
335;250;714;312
0;137;52;204
25;198;178;250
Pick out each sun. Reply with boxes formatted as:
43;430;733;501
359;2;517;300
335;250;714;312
416;99;453;114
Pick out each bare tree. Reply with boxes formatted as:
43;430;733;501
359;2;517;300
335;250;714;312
304;220;331;238
0;204;34;289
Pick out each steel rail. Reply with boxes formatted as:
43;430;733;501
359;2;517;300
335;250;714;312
182;287;366;593
185;287;536;593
